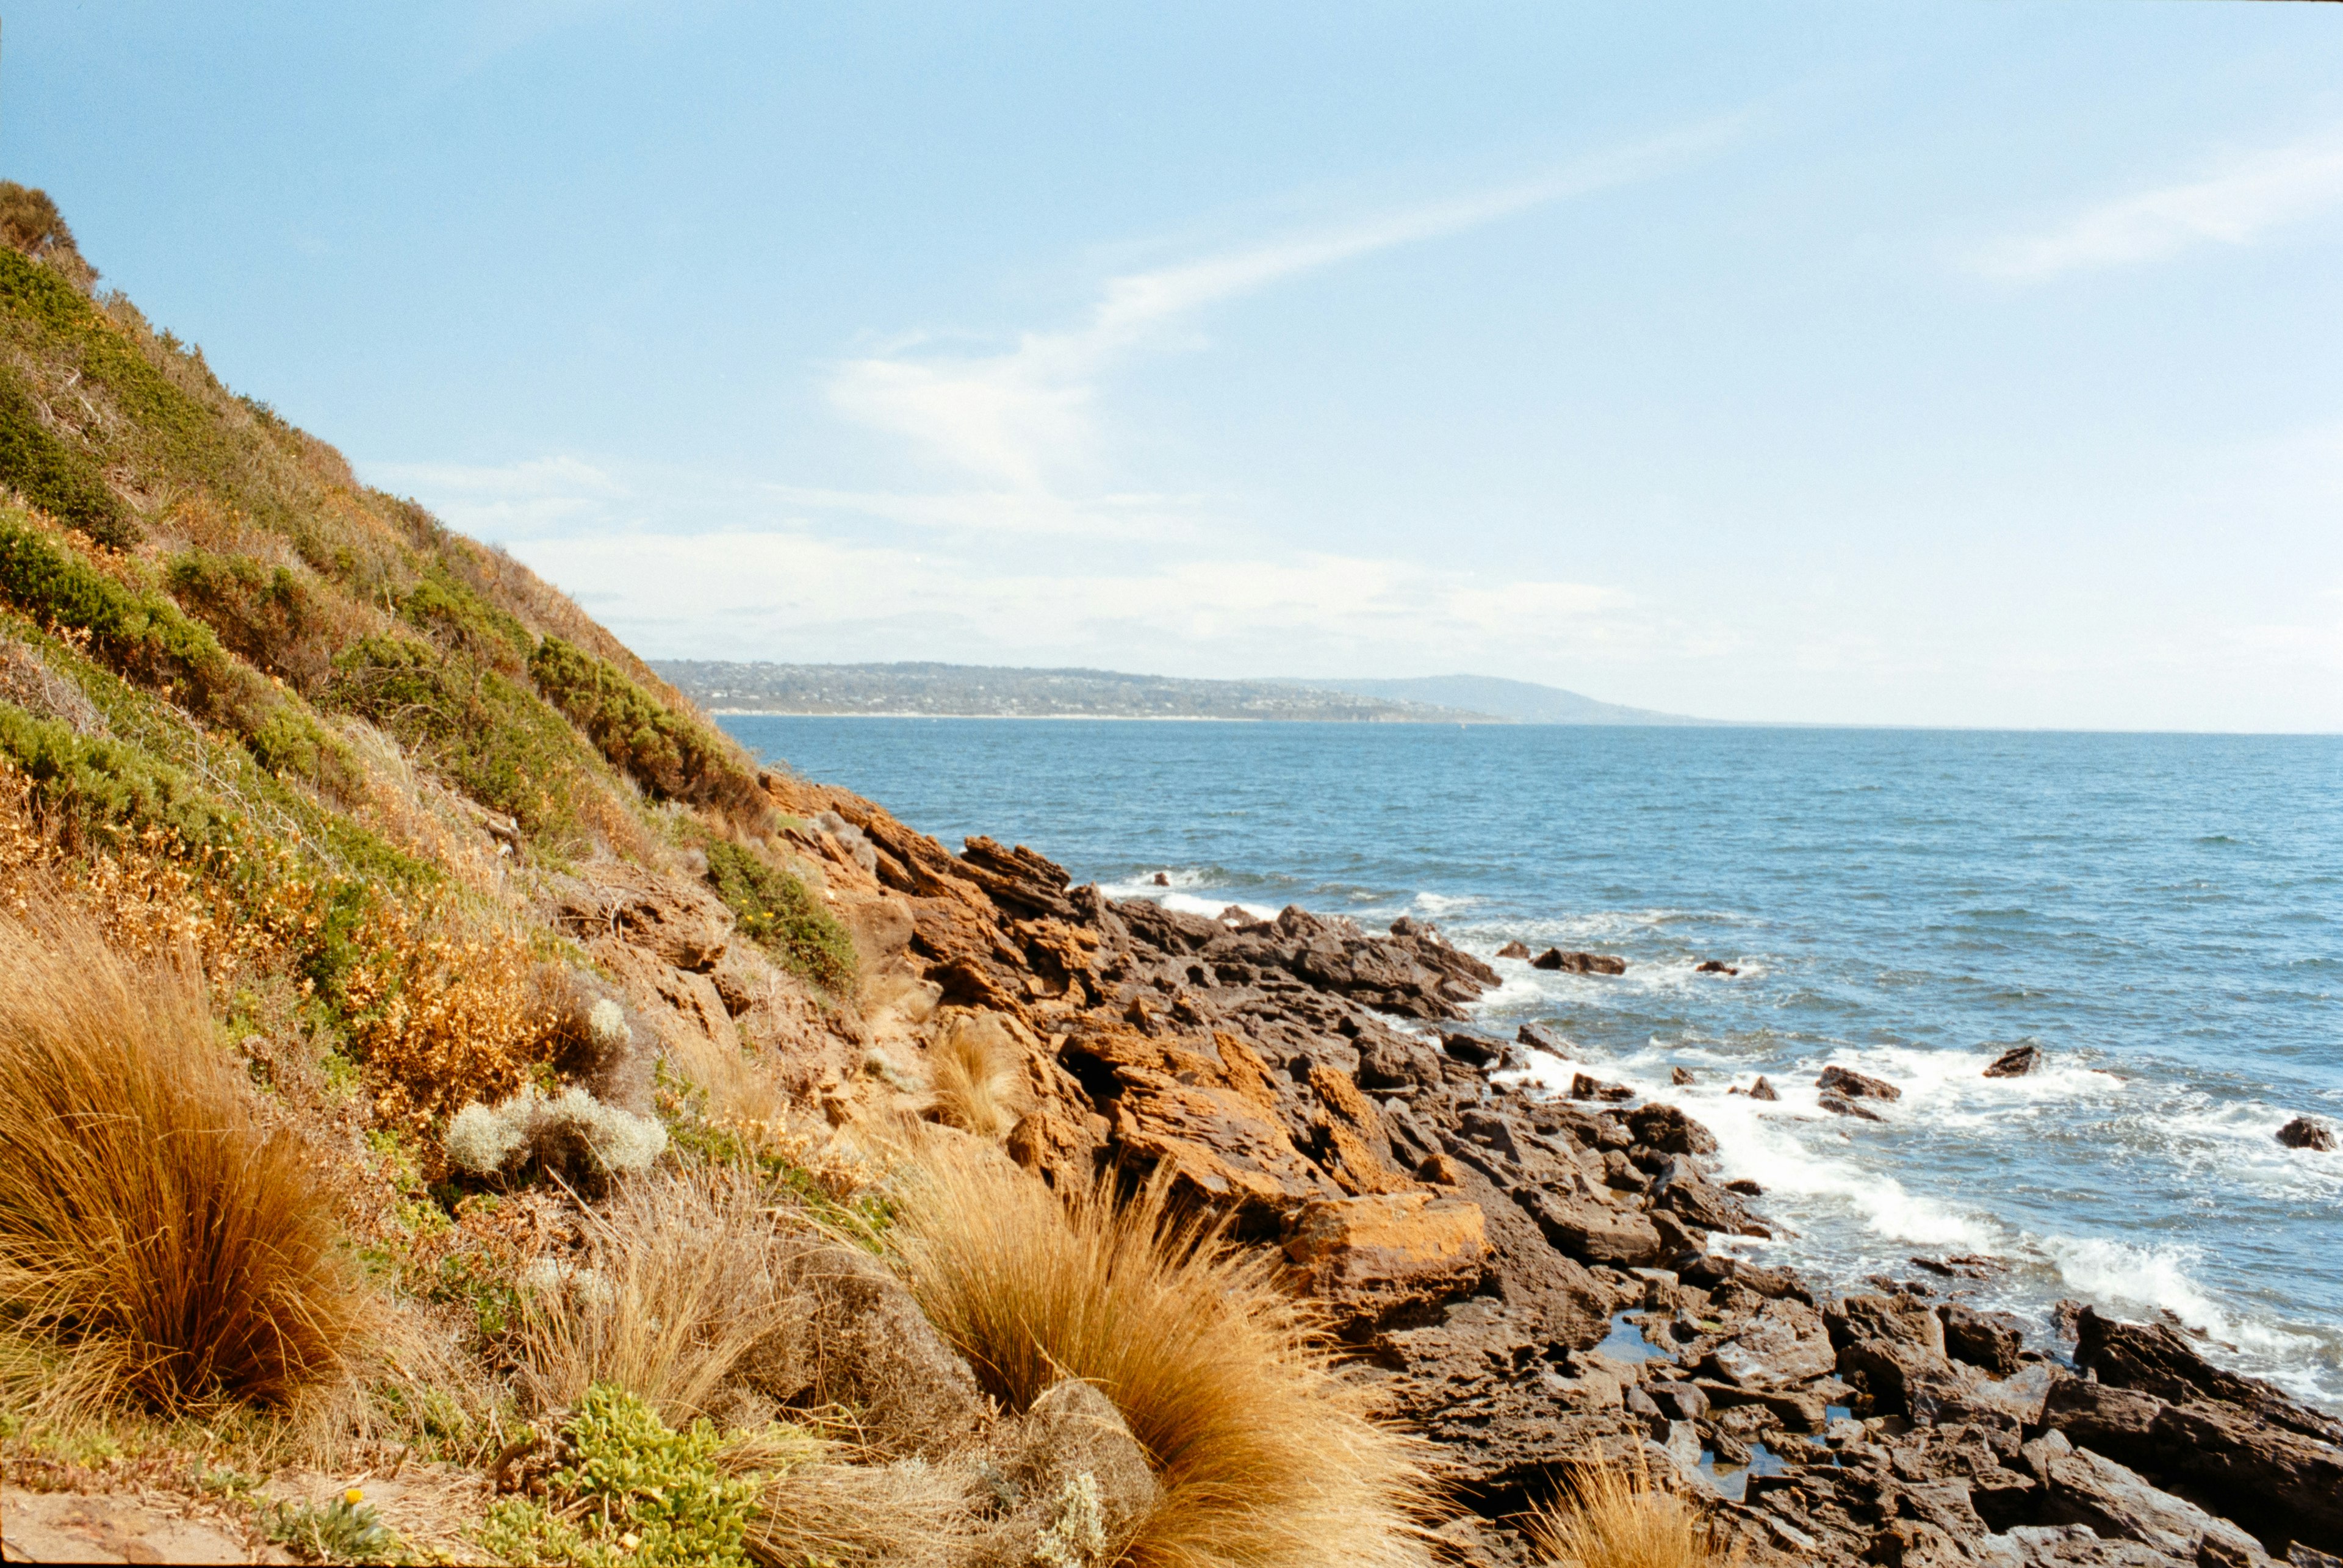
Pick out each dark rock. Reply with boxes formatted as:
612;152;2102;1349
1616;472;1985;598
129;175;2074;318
1983;1044;2041;1078
1749;1075;1778;1102
1516;1185;1664;1268
1150;870;1170;886
1569;1072;1635;1103
1724;1178;1763;1196
1495;940;1531;960
1650;1381;1708;1422
1694;959;1740;976
1818;1092;1886;1122
1531;948;1628;975
1671;1066;1697;1085
2277;1116;2336;1153
1516;1022;1568;1056
2076;1307;2342;1441
1691;1379;1827;1433
1441;1031;1506;1068
1653;1159;1753;1235
1815;1064;1901;1101
1939;1302;2026;1375
1627;1103;1720;1156
2021;1428;2269;1564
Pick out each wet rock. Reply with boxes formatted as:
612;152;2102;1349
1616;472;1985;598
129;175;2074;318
1496;940;1532;960
1816;1064;1902;1101
1725;1177;1764;1196
1627;1103;1721;1156
1691;1379;1827;1433
1672;1066;1697;1085
1694;959;1740;975
2277;1116;2336;1153
1569;1072;1635;1102
1517;1022;1569;1056
1532;949;1629;975
1819;1091;1887;1122
1750;1075;1779;1101
1441;1031;1509;1069
1940;1303;2028;1376
1984;1045;2042;1078
1653;1157;1754;1235
1282;1191;1491;1332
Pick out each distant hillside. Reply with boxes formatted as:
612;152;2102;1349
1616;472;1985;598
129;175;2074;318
1301;674;1720;726
656;660;1507;723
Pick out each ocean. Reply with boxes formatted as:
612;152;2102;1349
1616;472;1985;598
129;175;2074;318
718;716;2343;1404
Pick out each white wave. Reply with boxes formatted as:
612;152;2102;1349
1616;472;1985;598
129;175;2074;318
1411;890;1480;916
1096;871;1282;921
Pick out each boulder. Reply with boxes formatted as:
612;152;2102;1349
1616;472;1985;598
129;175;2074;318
784;1246;990;1456
1699;1296;1837;1387
1516;1185;1665;1268
1282;1192;1490;1332
1984;1045;2041;1078
2021;1430;2269;1566
1569;1072;1636;1102
1440;1031;1508;1069
1750;1075;1779;1102
2277;1117;2336;1153
1532;949;1629;975
1816;1064;1901;1101
1627;1103;1720;1156
1695;960;1740;976
1009;1378;1161;1541
1672;1066;1697;1085
1653;1157;1753;1234
1940;1302;2027;1375
1495;941;1532;960
1819;1091;1886;1122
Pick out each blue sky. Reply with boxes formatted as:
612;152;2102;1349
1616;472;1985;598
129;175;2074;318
11;2;2342;729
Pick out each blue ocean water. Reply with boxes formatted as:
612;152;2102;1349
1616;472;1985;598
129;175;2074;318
720;717;2343;1403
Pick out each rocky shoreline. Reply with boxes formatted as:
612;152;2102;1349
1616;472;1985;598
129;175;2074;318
765;774;2343;1568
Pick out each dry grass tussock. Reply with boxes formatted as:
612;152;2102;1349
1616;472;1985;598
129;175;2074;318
891;1143;1434;1568
515;1165;815;1424
0;901;359;1415
1527;1449;1735;1568
923;1010;1032;1138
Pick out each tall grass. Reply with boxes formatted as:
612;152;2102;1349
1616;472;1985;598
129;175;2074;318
0;902;357;1413
1526;1450;1730;1568
516;1167;812;1423
890;1146;1433;1568
923;1011;1031;1138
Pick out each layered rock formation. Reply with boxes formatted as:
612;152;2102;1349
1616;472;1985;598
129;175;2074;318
758;772;2343;1568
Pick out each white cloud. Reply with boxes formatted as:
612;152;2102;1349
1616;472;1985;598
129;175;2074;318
1980;128;2343;281
827;121;1740;493
362;456;625;538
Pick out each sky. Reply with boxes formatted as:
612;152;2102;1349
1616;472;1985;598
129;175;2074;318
9;2;2343;731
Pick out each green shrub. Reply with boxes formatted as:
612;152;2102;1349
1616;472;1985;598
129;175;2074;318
0;513;358;797
0;700;228;849
531;636;764;821
401;563;533;675
326;634;606;844
704;840;857;994
262;1492;403;1565
479;1384;762;1568
0;364;135;548
0;182;98;293
165;549;356;694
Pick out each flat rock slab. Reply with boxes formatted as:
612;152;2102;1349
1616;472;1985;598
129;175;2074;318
0;1489;258;1564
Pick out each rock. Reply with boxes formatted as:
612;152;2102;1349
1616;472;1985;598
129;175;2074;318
2276;1116;2336;1153
1282;1192;1491;1332
1441;1032;1508;1069
1517;1022;1569;1055
1750;1075;1779;1101
1940;1303;2027;1375
0;1489;252;1564
1150;871;1170;886
1627;1104;1721;1156
1691;1379;1828;1433
1700;1296;1837;1387
787;1245;991;1455
1672;1066;1697;1085
1816;1065;1902;1101
1496;941;1532;960
1531;949;1629;975
2021;1430;2269;1565
1516;1185;1665;1268
1650;1381;1709;1422
1724;1178;1763;1196
1695;960;1740;976
1818;1091;1885;1122
2292;1548;2343;1568
1984;1045;2041;1078
1569;1073;1636;1102
2075;1309;2343;1442
1009;1378;1162;1540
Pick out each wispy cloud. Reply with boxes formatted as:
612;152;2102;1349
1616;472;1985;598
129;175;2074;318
1979;128;2343;281
829;122;1740;494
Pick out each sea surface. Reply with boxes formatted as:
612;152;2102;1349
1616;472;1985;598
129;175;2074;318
719;717;2343;1404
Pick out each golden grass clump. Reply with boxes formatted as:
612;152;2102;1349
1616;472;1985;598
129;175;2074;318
515;1166;813;1424
891;1145;1434;1568
923;1010;1033;1138
1527;1450;1732;1568
0;902;358;1414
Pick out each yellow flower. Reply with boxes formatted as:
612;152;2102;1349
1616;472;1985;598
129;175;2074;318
344;1487;364;1506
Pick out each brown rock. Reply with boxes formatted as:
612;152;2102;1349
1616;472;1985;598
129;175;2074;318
1282;1191;1491;1331
1516;1185;1664;1268
1818;1091;1885;1122
1496;941;1532;960
1533;949;1628;975
2278;1115;2336;1152
1982;1043;2040;1078
1749;1075;1778;1101
1815;1064;1901;1101
1700;1296;1837;1387
1694;959;1739;976
1938;1301;2026;1375
1671;1066;1697;1086
2022;1429;2268;1565
1009;1378;1162;1539
1569;1073;1635;1102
